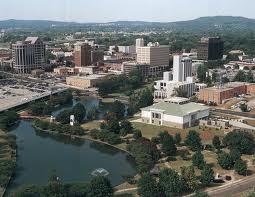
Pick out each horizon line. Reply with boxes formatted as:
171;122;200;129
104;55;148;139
0;15;253;24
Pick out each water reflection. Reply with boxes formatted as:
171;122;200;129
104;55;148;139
35;129;85;147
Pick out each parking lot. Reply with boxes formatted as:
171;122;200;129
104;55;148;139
0;78;66;112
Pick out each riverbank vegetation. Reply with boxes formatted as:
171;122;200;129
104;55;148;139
0;130;16;196
28;90;73;116
11;174;113;197
0;111;19;131
56;103;86;124
33;119;86;136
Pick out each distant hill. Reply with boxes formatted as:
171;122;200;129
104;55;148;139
0;16;255;31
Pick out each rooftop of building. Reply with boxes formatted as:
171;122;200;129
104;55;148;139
141;101;209;117
67;74;107;80
164;97;190;104
25;37;39;44
200;82;247;92
155;79;195;85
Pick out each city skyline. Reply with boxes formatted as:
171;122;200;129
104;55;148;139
0;0;255;23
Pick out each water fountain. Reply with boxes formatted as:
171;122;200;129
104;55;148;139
91;168;109;177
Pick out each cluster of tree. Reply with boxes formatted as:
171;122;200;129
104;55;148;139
0;134;16;188
90;129;121;145
12;175;113;197
56;103;86;124
211;131;252;176
0;160;16;188
217;149;247;175
185;130;202;151
151;131;180;157
33;119;85;136
127;137;160;173
89;102;133;145
98;69;142;97
0;111;19;130
137;166;213;197
240;103;249;112
233;70;253;83
128;88;154;115
223;130;254;155
28;91;73;116
86;106;98;121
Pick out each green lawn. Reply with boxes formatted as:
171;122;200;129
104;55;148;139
132;122;225;143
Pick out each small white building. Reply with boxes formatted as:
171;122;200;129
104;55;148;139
141;98;209;129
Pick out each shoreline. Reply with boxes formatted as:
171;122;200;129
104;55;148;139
32;123;131;155
0;131;17;197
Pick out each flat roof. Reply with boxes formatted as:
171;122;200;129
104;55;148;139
201;82;247;92
141;101;209;117
67;74;107;80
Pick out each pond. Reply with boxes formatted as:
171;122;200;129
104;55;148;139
52;96;126;120
7;116;136;193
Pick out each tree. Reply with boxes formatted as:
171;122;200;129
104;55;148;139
110;100;125;119
223;131;255;155
127;138;160;173
229;148;241;162
212;136;221;150
56;109;72;124
233;70;246;82
185;130;202;151
211;71;218;82
120;119;133;136
180;166;199;192
104;112;120;134
0;111;19;130
159;168;183;196
197;64;208;83
128;68;142;88
161;133;177;156
240;103;248;112
217;152;234;170
137;173;163;197
174;133;182;145
87;106;98;121
87;176;113;197
246;70;254;83
192;151;206;170
72;103;86;123
200;164;214;186
133;129;142;140
234;159;247;176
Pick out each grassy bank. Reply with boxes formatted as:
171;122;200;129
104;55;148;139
0;130;16;197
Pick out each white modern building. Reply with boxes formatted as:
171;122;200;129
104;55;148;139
118;45;136;54
141;98;209;129
136;38;144;53
154;55;195;100
173;55;192;82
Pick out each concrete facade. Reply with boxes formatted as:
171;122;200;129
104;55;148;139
12;37;46;74
141;100;209;129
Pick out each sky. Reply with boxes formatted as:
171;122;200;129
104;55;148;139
0;0;255;23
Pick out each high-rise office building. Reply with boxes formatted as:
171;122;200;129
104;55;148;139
74;43;92;67
197;37;224;61
12;37;46;73
136;38;144;53
136;42;169;66
91;49;104;64
173;55;192;82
